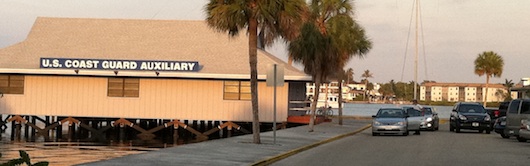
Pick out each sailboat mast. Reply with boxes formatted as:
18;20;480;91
414;0;419;100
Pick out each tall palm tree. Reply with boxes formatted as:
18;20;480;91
361;69;373;101
346;68;354;84
205;0;306;144
474;51;504;107
289;0;371;130
289;22;333;131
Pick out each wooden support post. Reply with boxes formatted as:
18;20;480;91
56;119;63;142
173;125;179;146
68;123;75;142
45;116;50;136
199;120;205;132
227;123;232;138
215;121;222;138
10;120;15;140
119;124;125;145
15;122;21;142
192;120;198;134
31;117;36;141
24;116;30;140
0;114;3;133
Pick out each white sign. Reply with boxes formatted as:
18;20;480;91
267;64;284;87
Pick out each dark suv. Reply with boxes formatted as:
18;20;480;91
450;102;491;134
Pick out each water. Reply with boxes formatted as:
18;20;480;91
337;103;453;119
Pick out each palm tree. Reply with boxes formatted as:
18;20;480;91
205;0;306;144
474;51;504;107
346;68;354;84
502;79;514;101
361;70;373;101
289;0;371;130
289;22;332;131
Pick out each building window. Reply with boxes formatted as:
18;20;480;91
0;74;24;94
107;78;139;97
224;81;250;100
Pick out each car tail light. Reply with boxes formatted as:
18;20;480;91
494;110;500;117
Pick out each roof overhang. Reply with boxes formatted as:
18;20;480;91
511;86;530;92
0;68;312;81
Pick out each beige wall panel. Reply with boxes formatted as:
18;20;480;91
0;76;290;122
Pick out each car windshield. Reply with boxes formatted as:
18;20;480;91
459;105;486;113
377;109;405;118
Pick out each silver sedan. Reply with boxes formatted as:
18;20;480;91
421;107;440;131
372;108;408;136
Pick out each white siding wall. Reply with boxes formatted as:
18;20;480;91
0;75;289;122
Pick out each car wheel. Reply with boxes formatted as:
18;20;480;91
516;136;527;142
479;129;484;133
486;130;491;134
372;132;378;136
449;124;454;132
415;130;420;135
455;125;461;133
500;133;509;139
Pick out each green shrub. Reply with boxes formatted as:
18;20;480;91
0;150;49;166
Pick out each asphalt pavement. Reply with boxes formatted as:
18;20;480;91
77;117;372;166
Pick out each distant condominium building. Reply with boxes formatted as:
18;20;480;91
420;82;511;102
306;82;365;101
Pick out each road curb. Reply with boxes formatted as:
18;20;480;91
251;124;372;166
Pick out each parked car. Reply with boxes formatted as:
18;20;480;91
494;116;509;138
372;108;409;136
504;99;530;142
517;119;530;142
421;107;439;131
403;107;422;135
498;101;510;117
486;101;510;130
449;102;491;134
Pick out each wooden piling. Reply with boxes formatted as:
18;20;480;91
173;125;179;145
119;124;125;145
15;122;21;142
68;123;75;142
31;117;36;141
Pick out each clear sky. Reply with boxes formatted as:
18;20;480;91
1;0;528;84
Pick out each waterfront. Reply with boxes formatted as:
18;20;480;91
0;103;452;165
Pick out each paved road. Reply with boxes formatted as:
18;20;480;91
272;122;530;166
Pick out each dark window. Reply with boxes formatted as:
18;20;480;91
521;101;530;114
223;81;250;100
508;100;521;114
0;74;24;94
108;78;139;97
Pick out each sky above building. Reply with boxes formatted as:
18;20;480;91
1;0;528;84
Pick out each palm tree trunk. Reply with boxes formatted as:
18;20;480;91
249;16;260;144
484;76;490;107
309;73;322;132
338;81;343;125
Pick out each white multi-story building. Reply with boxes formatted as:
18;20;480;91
420;82;508;102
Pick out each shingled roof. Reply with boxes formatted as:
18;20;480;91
0;17;310;80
